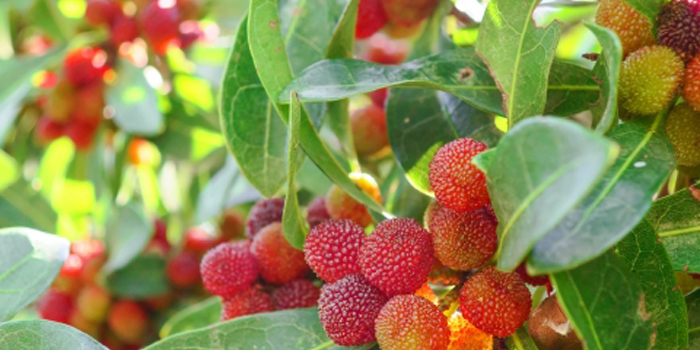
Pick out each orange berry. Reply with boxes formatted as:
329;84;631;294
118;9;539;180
375;295;450;350
251;222;309;284
595;0;655;56
326;173;381;227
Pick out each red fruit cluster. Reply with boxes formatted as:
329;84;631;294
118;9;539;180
657;0;700;62
220;286;274;321
356;0;388;39
200;241;259;297
306;197;331;228
304;220;365;283
351;104;389;156
429;206;498;271
375;295;450;350
246;197;285;238
250;222;309;284
271;279;321;310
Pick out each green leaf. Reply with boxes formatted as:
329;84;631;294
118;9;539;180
647;186;700;272
551;252;655;350
145;308;373;350
0;228;68;321
617;220;688;350
483;117;617;271
29;0;72;42
0;150;19;192
0;320;108;349
104;202;152;273
586;23;622;134
506;326;539;350
529;114;675;273
106;254;169;299
476;0;562;126
623;0;664;22
687;289;700;348
280;49;599;117
136;165;161;217
282;94;308;250
108;61;165;136
0;178;57;232
38;137;74;200
384;167;431;224
195;155;260;224
160;297;222;338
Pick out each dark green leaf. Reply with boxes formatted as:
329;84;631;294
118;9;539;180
0;228;68;321
586;23;622;134
106;254;169;299
0;178;57;232
623;0;664;22
483;117;617;271
195;155;260;224
648;186;700;272
384;168;431;224
476;0;561;126
160;297;222;338
108;61;165;136
551;252;655;350
618;220;688;350
506;326;539;350
530;114;675;273
104;202;152;273
687;289;700;348
282;93;308;250
0;320;108;349
29;0;72;42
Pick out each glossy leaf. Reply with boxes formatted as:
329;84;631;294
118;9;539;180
482;117;617;271
0;178;57;232
0;228;68;321
195;155;260;224
476;0;562;126
530;114;675;273
0;320;108;349
687;289;700;348
106;254;169;299
282;94;308;250
623;0;664;22
551;252;655;350
587;23;622;134
108;61;165;136
160;297;222;338
104;202;152;273
648;186;700;272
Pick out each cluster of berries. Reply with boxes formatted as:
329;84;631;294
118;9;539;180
355;0;439;39
596;0;700;166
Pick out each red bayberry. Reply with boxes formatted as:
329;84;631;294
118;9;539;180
167;251;201;288
220;286;274;321
318;274;388;346
306;197;331;228
447;313;493;350
369;88;388;107
304;220;365;283
251;222;308;284
179;21;203;49
684;55;700;111
459;267;532;337
108;301;149;343
365;33;408;64
246;197;285;239
64;121;97;150
63;47;108;87
515;263;549;286
183;227;220;254
140;1;181;55
36;117;65;144
219;210;245;240
37;289;74;323
360;218;434;296
380;0;438;27
76;285;111;322
356;0;388;39
85;0;123;26
657;0;700;62
110;16;140;46
429;206;497;271
200;242;259;297
72;82;105;126
271;279;321;310
375;295;449;350
351;104;388;156
147;219;171;253
429;138;490;213
326;173;381;227
595;0;655;57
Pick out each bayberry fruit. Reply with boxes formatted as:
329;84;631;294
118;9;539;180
375;295;450;350
251;222;308;284
63;47;108;87
528;296;583;350
380;0;439;27
369;88;388;107
36;117;65;144
304;220;365;283
37;289;74;323
429;206;497;271
85;0;122;26
684;55;700;111
657;0;700;62
108;300;148;343
306;197;331;228
200;242;259;297
183;227;220;254
246;197;285;239
76;285;111;322
72;82;105;126
351;104;388;156
110;16;139;46
140;1;181;55
365;33;408;64
69;309;100;338
64;121;97;150
220;287;274;321
422;200;442;229
356;0;388;39
665;102;700;166
326;173;381;227
167;251;201;288
271;279;320;310
595;0;655;56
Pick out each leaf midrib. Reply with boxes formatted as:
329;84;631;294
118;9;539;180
506;0;540;127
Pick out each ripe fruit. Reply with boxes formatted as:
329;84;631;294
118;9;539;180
110;16;140;46
47;80;76;122
356;0;388;39
76;285;111;322
128;138;158;166
63;47;108;87
140;1;181;55
85;0;122;26
385;21;424;39
246;197;285;239
380;0;439;27
183;227;220;254
167;251;201;288
318;274;388;346
375;295;449;350
64;121;97;150
304;220;365;283
271;279;321;310
108;301;148;343
52;253;83;295
250;222;308;284
351;104;388;156
220;287;274;321
36;289;74;323
528;296;583;350
147;219;171;254
72;82;105;126
459;267;531;337
369;88;388;107
684;56;700;111
360;218;434;296
428;206;497;271
200;242;259;297
415;283;438;304
326;173;381;227
365;33;408;64
657;0;700;62
595;0;655;56
515;263;549;286
306;197;331;228
447;314;493;350
665;103;700;166
422;200;442;229
220;210;245;240
69;309;101;338
619;45;684;116
36;117;65;143
429;138;490;213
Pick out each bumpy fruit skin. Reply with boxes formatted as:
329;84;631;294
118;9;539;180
351;104;388;156
167;251;201;287
271;279;321;310
140;1;181;55
366;33;408;64
665;103;700;166
515;263;549;286
447;314;493;350
429;206;497;271
380;0;438;27
528;296;583;350
459;267;532;337
108;301;148;343
375;295;450;350
306;197;331;228
429;138;490;213
246;198;285;239
658;0;700;62
37;289;74;323
63;47;108;87
595;0;655;56
220;287;274;321
251;223;308;284
76;285;111;322
360;218;434;296
619;45;684;116
684;56;700;111
356;0;388;39
326;173;381;227
200;242;259;297
304;220;365;283
318;274;388;346
85;0;122;26
423;200;442;229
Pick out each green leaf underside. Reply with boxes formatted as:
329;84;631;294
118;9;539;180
160;297;222;338
476;0;562;126
0;228;69;321
0;320;108;350
587;23;622;134
647;186;700;272
106;254;169;299
107;61;164;136
529;114;675;273
280;48;599;117
145;308;372;350
687;289;700;348
485;117;617;271
104;203;152;273
505;326;539;350
0;178;57;232
282;94;309;250
618;220;688;349
551;252;655;350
